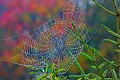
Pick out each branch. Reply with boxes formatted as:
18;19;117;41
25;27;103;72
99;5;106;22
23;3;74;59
112;0;119;15
93;0;116;16
103;39;117;45
110;64;118;80
89;46;119;67
71;23;119;67
101;24;120;39
68;51;85;74
93;58;105;80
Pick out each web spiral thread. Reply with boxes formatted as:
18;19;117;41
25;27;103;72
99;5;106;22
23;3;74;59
0;0;89;72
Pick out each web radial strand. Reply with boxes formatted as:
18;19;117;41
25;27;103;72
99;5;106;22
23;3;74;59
0;0;89;72
21;0;88;71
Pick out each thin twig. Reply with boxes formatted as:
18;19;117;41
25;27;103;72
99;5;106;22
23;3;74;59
116;12;120;80
93;0;116;16
95;50;118;67
109;64;118;80
112;0;119;15
93;58;105;80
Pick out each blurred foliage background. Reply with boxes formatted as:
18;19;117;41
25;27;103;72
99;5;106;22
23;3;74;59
0;0;119;80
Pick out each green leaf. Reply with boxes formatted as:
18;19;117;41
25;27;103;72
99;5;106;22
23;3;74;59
51;63;55;72
68;51;85;74
99;62;106;69
115;49;120;53
65;25;79;40
103;39;117;45
57;69;65;73
80;52;92;61
53;68;65;77
28;65;34;69
36;74;47;80
92;47;100;54
91;66;97;70
45;65;49;72
50;73;53;79
72;22;85;43
54;77;59;80
112;69;118;80
102;70;108;77
62;76;67;80
111;61;114;64
86;73;101;79
36;68;43;73
66;22;86;47
42;56;50;65
29;71;37;75
101;24;120;38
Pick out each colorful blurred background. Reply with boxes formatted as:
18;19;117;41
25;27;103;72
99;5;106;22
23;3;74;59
0;0;119;80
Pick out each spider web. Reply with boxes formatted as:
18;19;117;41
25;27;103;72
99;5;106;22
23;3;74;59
0;0;95;72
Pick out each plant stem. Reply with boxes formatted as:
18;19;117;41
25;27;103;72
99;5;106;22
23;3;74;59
112;0;120;79
112;0;119;14
95;49;118;67
71;23;118;79
85;47;105;79
93;0;116;16
68;51;85;74
68;51;89;80
93;57;105;80
93;0;120;78
117;15;120;79
110;64;118;80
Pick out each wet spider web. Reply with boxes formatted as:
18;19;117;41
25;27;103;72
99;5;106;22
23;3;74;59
0;0;97;71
